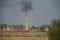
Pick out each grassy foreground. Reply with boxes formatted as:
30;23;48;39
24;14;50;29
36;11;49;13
0;37;48;40
0;31;48;40
0;31;48;37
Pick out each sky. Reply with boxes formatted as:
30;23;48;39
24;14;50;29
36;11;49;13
0;0;60;26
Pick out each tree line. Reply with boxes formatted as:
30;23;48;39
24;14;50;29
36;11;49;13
0;19;60;32
0;24;50;31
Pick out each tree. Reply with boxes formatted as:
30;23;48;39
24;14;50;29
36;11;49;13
8;24;16;30
21;0;33;30
40;26;46;31
48;19;60;40
19;24;25;29
30;26;37;30
8;24;25;30
0;24;7;30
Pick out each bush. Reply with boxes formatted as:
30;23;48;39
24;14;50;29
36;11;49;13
48;20;60;40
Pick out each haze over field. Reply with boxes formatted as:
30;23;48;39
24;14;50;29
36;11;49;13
0;0;60;26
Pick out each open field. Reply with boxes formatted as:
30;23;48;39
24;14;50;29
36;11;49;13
0;37;48;40
0;31;48;40
0;31;48;37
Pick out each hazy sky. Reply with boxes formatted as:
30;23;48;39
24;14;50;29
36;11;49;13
0;0;60;26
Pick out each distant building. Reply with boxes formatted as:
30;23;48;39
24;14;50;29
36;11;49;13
3;25;10;31
42;24;49;32
30;25;32;28
44;26;48;32
6;25;10;30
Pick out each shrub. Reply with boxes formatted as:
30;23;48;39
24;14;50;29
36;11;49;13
48;20;60;40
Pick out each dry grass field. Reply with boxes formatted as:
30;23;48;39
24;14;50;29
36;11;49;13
0;37;48;40
0;31;48;40
0;31;48;37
